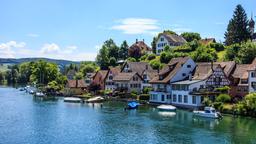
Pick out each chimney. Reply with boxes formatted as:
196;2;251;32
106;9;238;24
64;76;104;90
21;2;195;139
145;65;148;70
136;39;138;43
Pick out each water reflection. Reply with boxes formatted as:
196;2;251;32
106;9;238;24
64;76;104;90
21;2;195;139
158;111;176;117
192;117;220;130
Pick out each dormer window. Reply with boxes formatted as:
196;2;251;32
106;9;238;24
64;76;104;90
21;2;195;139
160;38;164;41
182;73;186;77
187;65;191;68
159;75;163;80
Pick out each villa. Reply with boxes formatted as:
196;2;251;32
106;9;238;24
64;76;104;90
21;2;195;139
156;33;187;55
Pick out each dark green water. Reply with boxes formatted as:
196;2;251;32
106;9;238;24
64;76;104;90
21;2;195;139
0;87;256;144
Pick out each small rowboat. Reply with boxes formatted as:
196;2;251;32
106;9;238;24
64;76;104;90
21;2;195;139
157;105;176;111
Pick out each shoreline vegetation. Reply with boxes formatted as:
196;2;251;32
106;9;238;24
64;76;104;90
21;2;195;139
0;4;256;118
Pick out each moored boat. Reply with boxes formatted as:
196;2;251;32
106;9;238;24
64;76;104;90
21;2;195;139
126;101;139;109
35;92;45;97
86;96;105;103
64;97;82;103
193;107;222;119
157;104;176;111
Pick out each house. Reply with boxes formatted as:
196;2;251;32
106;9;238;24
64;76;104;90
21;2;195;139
128;39;152;56
91;70;108;90
105;67;120;91
141;69;158;90
156;33;187;55
85;73;95;88
121;61;153;76
66;79;87;95
230;64;250;97
247;58;256;93
199;38;216;45
113;72;143;93
149;57;196;104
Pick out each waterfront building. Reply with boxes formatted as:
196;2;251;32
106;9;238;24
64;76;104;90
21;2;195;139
113;72;143;93
149;57;196;104
66;79;87;95
105;67;120;91
91;70;108;90
156;33;186;55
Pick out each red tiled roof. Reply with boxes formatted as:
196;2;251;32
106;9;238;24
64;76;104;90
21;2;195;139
113;72;141;81
129;41;152;53
121;62;153;76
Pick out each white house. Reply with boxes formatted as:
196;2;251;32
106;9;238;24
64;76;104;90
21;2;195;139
105;67;120;91
149;57;196;104
248;58;256;93
156;33;187;55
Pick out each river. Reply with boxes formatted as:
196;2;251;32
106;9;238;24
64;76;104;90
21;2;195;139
0;87;255;144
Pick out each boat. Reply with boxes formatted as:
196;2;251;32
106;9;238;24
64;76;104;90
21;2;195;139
19;88;25;91
157;104;176;111
158;111;176;117
127;101;139;109
86;96;105;103
35;92;45;97
29;90;35;94
64;97;82;103
193;107;222;119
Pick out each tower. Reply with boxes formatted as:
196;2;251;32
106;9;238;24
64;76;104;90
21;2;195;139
249;13;255;37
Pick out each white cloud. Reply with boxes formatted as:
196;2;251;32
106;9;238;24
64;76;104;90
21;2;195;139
27;33;40;38
40;43;60;54
0;41;26;58
111;18;160;35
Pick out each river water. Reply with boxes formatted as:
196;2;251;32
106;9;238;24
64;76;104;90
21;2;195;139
0;87;256;144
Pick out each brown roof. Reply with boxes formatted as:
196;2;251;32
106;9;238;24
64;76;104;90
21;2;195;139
121;62;153;76
150;57;190;84
97;70;108;79
67;80;86;88
161;33;187;44
232;64;250;79
109;66;120;75
113;72;141;81
129;41;152;53
199;38;216;45
192;61;235;80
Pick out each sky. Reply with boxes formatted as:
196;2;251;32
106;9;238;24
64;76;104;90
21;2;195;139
0;0;256;61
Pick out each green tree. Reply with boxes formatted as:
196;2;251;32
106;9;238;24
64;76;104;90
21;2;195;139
224;4;250;45
119;40;129;60
160;52;172;63
237;42;256;64
0;71;4;84
191;46;218;62
104;39;119;59
151;37;157;54
216;94;231;103
150;59;162;70
109;57;117;67
181;32;201;42
96;45;109;70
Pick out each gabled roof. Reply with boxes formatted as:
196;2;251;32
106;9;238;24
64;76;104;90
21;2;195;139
113;72;141;81
192;61;236;80
232;64;250;79
150;57;190;84
199;38;216;45
121;62;153;76
67;80;86;88
142;69;158;79
248;58;256;71
160;33;187;44
129;41;152;53
93;70;108;80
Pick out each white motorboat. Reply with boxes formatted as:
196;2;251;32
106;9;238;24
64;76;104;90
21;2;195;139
35;92;45;97
193;107;222;119
157;105;176;111
86;96;105;103
64;97;82;103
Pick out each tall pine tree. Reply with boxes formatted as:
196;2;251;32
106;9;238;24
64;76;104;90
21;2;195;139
224;4;250;45
119;40;129;60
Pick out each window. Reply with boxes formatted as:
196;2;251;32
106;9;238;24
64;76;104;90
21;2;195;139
161;95;165;101
167;95;171;100
109;76;113;80
184;95;188;103
182;73;186;77
178;95;182;103
192;96;196;104
187;65;191;68
160;38;164;41
173;94;177;102
251;72;256;78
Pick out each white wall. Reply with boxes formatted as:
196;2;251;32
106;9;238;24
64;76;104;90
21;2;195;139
149;91;171;103
156;35;169;55
248;71;256;92
170;58;196;83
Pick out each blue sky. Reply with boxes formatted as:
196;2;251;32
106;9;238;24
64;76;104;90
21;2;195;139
0;0;255;61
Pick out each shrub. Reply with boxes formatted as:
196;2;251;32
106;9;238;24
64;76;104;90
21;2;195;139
142;87;153;94
202;97;212;106
149;59;162;70
147;54;156;61
139;94;150;101
216;94;231;103
213;102;223;111
215;86;230;93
